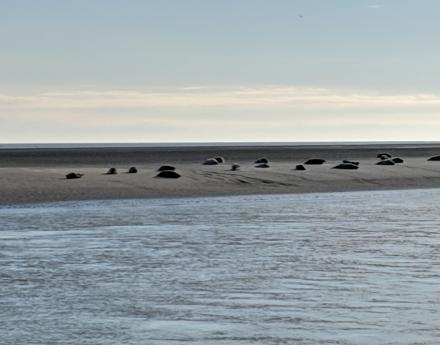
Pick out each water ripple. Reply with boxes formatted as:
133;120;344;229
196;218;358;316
1;189;440;344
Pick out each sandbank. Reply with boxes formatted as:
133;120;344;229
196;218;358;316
1;143;440;205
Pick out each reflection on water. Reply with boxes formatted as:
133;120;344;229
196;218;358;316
1;190;440;345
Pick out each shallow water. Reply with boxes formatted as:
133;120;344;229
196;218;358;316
1;141;438;150
1;190;440;345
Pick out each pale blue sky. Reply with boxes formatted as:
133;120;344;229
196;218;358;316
1;0;439;142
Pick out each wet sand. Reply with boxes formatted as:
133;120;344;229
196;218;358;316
1;143;440;205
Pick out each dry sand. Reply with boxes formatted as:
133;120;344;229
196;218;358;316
1;144;440;205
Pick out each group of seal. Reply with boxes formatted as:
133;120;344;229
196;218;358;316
333;160;359;170
105;167;138;175
66;166;138;179
156;165;180;178
202;156;242;171
254;157;270;168
66;152;440;181
65;165;181;180
376;153;404;165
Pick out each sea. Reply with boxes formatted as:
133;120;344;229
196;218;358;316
1;141;439;150
1;189;440;345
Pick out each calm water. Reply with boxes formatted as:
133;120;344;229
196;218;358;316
1;190;440;345
1;141;439;150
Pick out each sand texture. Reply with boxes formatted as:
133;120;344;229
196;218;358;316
1;144;440;205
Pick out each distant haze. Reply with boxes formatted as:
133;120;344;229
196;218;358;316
1;0;439;142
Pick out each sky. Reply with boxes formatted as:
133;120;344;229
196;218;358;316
0;0;439;143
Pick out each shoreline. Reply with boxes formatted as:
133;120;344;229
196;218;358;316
1;144;440;205
3;186;440;209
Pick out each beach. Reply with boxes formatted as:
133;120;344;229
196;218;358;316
1;143;440;205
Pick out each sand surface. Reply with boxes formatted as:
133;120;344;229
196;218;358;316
1;144;440;205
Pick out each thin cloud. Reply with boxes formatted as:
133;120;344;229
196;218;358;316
1;85;439;143
1;86;440;111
